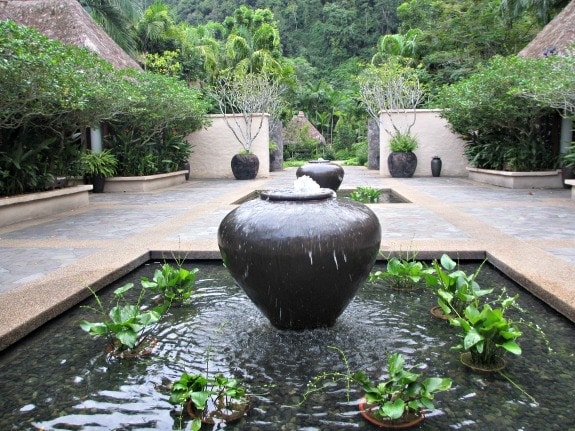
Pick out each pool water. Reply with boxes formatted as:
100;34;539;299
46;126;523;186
0;260;573;430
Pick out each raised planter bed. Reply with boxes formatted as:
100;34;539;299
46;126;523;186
467;167;563;189
0;185;93;228
565;180;575;199
104;170;187;193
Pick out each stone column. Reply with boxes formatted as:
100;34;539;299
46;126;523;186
367;118;380;170
269;118;284;171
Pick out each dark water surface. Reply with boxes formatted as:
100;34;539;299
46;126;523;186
0;260;573;430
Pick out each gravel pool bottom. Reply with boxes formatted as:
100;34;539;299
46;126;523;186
0;260;574;431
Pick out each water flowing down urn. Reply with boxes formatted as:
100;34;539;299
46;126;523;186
217;179;381;330
296;159;345;191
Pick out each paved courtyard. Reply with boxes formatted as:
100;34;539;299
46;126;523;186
1;166;574;351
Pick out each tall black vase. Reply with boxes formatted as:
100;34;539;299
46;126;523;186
431;157;442;177
218;189;381;330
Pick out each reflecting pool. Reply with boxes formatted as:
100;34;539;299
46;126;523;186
0;260;573;430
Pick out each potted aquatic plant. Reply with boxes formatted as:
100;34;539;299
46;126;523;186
211;72;284;180
387;132;418;178
80;149;118;193
301;347;451;429
449;294;522;372
349;185;382;203
169;372;249;430
79;283;167;359
141;262;199;305
427;254;492;320
369;251;432;290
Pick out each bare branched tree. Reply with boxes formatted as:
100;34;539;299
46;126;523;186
212;73;285;152
358;63;425;137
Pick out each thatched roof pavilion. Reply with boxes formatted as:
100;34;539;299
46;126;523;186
284;111;326;145
0;0;141;69
519;0;575;58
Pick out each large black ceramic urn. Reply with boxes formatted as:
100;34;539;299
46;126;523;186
296;160;345;191
217;189;381;330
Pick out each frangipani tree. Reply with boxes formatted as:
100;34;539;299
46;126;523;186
357;62;425;138
211;72;285;154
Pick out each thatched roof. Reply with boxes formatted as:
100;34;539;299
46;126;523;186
0;0;141;69
284;111;326;145
519;0;575;58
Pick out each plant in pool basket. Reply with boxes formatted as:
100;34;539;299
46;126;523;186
449;293;522;372
301;348;451;429
79;283;168;359
169;372;250;431
140;262;199;305
369;251;433;290
426;254;492;320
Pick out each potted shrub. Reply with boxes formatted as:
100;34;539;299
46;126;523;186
79;283;167;359
80;149;118;193
449;295;522;372
301;347;452;429
169;372;249;430
387;132;418;178
211;72;284;180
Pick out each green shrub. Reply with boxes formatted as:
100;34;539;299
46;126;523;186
438;55;557;171
389;132;418;152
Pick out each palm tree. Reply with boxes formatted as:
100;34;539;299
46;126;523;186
371;29;422;66
499;0;570;25
79;0;141;55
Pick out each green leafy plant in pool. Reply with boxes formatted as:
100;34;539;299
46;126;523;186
370;251;432;290
169;372;249;431
141;262;199;305
301;347;452;425
426;254;492;318
349;186;381;203
79;283;168;358
450;293;522;369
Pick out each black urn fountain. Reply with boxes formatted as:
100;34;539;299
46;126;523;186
218;183;381;330
295;159;345;191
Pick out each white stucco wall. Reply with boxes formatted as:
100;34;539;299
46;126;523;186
379;109;468;177
185;114;270;179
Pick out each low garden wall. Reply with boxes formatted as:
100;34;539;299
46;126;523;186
0;185;92;228
379;109;469;177
185;114;270;179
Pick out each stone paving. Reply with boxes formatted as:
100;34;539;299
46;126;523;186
0;166;574;351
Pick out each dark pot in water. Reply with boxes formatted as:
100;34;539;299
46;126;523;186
296;160;345;191
387;152;417;178
231;153;259;180
218;189;381;330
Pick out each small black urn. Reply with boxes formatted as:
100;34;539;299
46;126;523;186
296;160;345;191
231;153;259;180
218;189;381;330
431;156;442;177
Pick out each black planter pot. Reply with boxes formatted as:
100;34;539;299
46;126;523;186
296;160;345;191
91;174;106;193
218;189;381;330
387;152;417;178
231;153;259;180
182;160;190;180
431;157;442;177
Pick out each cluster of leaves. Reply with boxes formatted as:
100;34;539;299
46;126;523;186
438;55;559;171
300;346;452;422
80;262;199;356
349;186;381;204
0;20;209;196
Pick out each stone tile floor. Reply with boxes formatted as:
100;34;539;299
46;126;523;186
0;166;574;351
